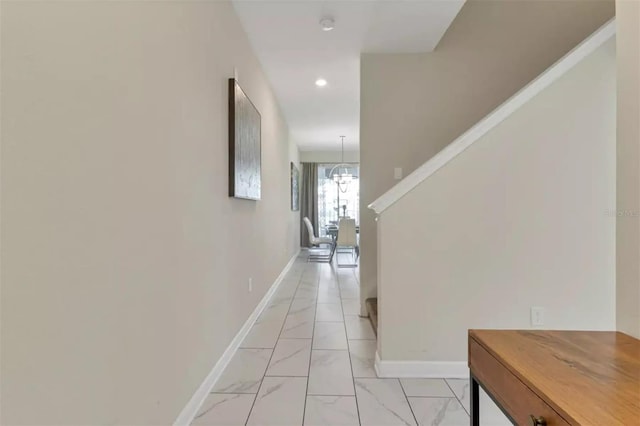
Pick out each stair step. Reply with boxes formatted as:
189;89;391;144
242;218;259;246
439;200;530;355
365;298;378;336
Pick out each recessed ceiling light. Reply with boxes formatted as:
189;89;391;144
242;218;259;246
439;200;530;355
315;78;327;87
320;17;335;32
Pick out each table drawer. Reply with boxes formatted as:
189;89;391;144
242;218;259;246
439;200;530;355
469;338;571;426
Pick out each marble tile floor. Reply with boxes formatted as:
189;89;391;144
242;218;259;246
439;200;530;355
192;254;471;426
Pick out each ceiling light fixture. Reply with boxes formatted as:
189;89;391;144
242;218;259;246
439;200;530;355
315;78;327;87
329;136;353;193
320;16;335;32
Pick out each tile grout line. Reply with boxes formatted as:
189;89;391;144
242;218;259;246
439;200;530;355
204;264;365;425
402;395;470;400
398;379;420;426
301;268;320;425
245;345;361;351
444;379;471;417
243;267;305;426
337;268;362;426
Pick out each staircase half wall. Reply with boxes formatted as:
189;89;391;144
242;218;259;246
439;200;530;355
359;0;615;318
370;22;616;375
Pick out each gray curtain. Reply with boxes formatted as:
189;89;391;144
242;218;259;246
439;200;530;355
300;162;318;247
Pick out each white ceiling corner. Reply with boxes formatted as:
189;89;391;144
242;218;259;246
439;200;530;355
232;0;466;152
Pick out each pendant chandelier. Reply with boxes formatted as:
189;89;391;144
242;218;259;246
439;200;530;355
329;136;352;193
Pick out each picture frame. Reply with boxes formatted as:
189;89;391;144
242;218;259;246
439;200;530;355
291;162;300;211
229;78;261;200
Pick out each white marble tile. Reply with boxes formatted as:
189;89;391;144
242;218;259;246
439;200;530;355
339;275;359;285
281;274;301;283
445;378;470;414
400;379;455;397
318;281;339;290
312;322;348;350
299;280;319;290
304;396;360;426
246;376;307;425
317;291;341;303
275;283;298;298
316;303;344;321
340;269;356;280
269;294;294;305
319;267;337;279
258;300;290;323
355;378;416;426
277;277;299;292
345;315;376;340
338;273;358;284
340;285;360;300
280;307;315;339
479;388;512;425
319;278;338;288
265;338;311;376
308;350;355;396
211;348;271;393
300;275;317;282
338;270;357;284
295;285;318;299
289;297;316;314
240;319;283;348
337;268;357;277
318;278;339;289
349;339;377;378
408;397;469;426
335;251;358;267
342;299;361;315
191;393;254;425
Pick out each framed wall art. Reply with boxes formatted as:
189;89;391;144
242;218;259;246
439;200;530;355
229;78;261;200
291;162;300;211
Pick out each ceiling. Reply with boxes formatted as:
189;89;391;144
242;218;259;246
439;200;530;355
232;0;466;152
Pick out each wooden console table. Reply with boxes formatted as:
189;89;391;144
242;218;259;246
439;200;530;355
468;330;640;425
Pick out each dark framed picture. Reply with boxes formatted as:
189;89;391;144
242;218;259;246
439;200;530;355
229;79;261;200
291;162;300;211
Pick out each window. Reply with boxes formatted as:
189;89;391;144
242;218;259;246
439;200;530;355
317;163;359;237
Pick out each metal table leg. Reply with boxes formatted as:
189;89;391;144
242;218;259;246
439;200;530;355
471;373;480;426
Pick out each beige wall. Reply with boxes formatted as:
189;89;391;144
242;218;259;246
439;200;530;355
378;38;616;362
616;0;640;339
0;1;299;424
360;0;615;312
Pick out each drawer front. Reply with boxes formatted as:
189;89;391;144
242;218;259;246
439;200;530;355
469;339;571;426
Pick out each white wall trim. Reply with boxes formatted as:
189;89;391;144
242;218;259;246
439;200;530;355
368;18;616;215
375;351;468;379
173;249;301;426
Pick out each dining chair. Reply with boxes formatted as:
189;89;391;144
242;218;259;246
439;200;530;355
336;218;358;268
303;217;334;262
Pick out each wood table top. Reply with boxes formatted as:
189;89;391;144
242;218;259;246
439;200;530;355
469;330;640;425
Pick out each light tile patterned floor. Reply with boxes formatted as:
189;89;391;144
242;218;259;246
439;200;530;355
192;253;471;425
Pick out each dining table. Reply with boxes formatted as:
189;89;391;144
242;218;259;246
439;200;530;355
324;224;360;241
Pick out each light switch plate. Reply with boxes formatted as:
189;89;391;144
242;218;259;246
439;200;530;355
394;167;403;180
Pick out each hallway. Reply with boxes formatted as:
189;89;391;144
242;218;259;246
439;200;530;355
192;254;470;425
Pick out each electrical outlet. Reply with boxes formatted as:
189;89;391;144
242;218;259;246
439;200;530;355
394;167;403;180
248;278;253;293
531;307;545;327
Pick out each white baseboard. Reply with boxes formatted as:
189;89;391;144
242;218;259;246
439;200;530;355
173;249;301;426
374;351;468;379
